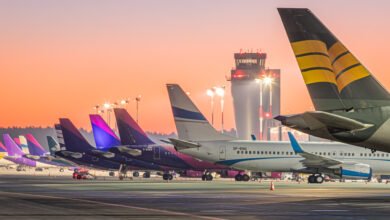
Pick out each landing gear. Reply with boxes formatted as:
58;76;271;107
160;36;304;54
201;174;213;181
201;171;213;181
235;174;250;182
118;164;128;180
59;168;64;172
163;173;173;181
109;171;115;177
143;171;151;178
133;171;139;177
308;174;324;184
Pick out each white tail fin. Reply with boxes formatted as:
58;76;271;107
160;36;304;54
166;84;234;142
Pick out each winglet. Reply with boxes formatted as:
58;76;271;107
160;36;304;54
287;132;304;154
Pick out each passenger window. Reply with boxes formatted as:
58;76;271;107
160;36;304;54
257;151;260;154
382;153;385;157
261;151;263;154
237;151;240;154
273;151;275;155
277;152;280;155
245;151;248;154
333;153;336;156
281;152;284;155
249;151;252;154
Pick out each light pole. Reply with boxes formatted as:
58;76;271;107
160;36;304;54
206;88;215;125
103;102;112;127
256;78;263;140
215;86;225;133
93;105;100;114
263;76;273;140
120;98;129;110
135;95;141;124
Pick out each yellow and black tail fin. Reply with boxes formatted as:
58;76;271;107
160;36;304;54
278;8;390;111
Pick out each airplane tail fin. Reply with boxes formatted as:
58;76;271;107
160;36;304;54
47;136;59;156
89;114;121;150
278;8;390;111
113;108;154;145
18;136;30;154
3;134;24;156
166;84;234;141
26;134;47;156
58;118;94;152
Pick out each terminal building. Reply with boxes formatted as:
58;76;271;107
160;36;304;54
228;52;281;140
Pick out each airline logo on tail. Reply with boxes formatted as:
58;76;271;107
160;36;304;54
26;134;47;156
89;114;121;150
278;8;390;111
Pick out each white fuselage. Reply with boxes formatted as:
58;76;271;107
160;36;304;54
179;140;390;175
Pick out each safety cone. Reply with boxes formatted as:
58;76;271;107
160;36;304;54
270;181;275;191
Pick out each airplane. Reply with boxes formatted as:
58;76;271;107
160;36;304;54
56;118;167;179
274;8;390;153
112;108;232;181
166;84;390;182
47;136;79;166
2;134;55;170
89;114;169;179
53;121;122;171
23;134;74;171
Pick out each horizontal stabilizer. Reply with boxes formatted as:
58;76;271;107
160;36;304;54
275;111;373;133
168;138;200;151
305;111;373;131
90;150;115;158
61;151;83;159
116;146;142;156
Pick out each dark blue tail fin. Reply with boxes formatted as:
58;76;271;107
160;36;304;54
113;108;154;145
59;118;94;152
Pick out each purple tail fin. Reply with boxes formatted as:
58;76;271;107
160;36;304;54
59;118;94;152
3;134;24;156
114;108;154;145
26;134;47;156
89;114;121;151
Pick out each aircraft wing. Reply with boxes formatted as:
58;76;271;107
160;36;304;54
288;132;342;168
168;138;200;151
115;146;142;156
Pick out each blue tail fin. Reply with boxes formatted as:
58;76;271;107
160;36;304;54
26;134;47;156
89;114;121;150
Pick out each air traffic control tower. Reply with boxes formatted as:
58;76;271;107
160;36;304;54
229;52;280;140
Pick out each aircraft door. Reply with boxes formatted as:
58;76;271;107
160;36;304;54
219;145;226;160
153;146;160;160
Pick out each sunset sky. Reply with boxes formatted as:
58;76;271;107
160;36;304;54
1;0;390;133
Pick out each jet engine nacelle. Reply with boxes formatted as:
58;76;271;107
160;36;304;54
334;163;372;180
24;154;41;160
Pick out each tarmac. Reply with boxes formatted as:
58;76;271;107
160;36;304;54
1;173;390;219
